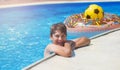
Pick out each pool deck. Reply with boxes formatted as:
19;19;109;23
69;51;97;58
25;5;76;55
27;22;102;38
0;0;119;8
23;28;120;70
0;0;114;6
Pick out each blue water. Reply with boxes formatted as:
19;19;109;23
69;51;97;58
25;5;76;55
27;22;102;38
0;1;120;70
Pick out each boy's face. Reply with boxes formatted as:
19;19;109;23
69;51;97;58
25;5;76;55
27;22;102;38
50;30;66;46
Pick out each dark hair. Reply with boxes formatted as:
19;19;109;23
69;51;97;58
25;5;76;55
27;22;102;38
50;22;67;37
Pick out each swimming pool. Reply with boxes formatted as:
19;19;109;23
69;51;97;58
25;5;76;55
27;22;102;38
0;1;120;70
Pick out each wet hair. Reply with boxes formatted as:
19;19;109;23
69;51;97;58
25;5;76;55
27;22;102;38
50;22;67;37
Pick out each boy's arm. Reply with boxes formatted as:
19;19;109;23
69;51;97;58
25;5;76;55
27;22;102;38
73;37;90;49
49;43;72;57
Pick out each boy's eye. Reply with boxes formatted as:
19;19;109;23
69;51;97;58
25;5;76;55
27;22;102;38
55;35;59;38
61;35;65;38
55;35;65;38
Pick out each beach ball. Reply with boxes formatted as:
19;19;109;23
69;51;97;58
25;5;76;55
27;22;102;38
84;4;104;20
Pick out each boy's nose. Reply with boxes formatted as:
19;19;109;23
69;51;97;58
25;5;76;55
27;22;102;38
58;37;62;40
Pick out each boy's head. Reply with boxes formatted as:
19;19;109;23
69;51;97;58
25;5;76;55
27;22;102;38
50;22;67;45
50;22;67;37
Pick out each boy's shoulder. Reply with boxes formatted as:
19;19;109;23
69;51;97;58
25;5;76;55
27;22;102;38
47;43;53;47
46;44;54;50
45;44;54;52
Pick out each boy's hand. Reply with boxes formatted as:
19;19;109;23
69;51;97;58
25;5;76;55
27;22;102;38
65;40;75;47
65;41;75;50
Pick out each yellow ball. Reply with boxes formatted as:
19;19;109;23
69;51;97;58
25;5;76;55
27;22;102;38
84;4;104;20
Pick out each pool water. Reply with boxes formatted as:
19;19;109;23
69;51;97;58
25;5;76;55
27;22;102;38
0;1;120;70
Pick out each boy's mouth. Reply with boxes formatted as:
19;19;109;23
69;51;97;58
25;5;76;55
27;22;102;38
57;41;65;46
57;41;63;44
58;40;64;43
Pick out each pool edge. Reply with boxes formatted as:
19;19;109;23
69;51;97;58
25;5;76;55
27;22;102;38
23;27;120;70
0;0;120;9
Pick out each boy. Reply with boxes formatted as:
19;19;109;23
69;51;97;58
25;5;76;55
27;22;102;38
44;22;90;57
